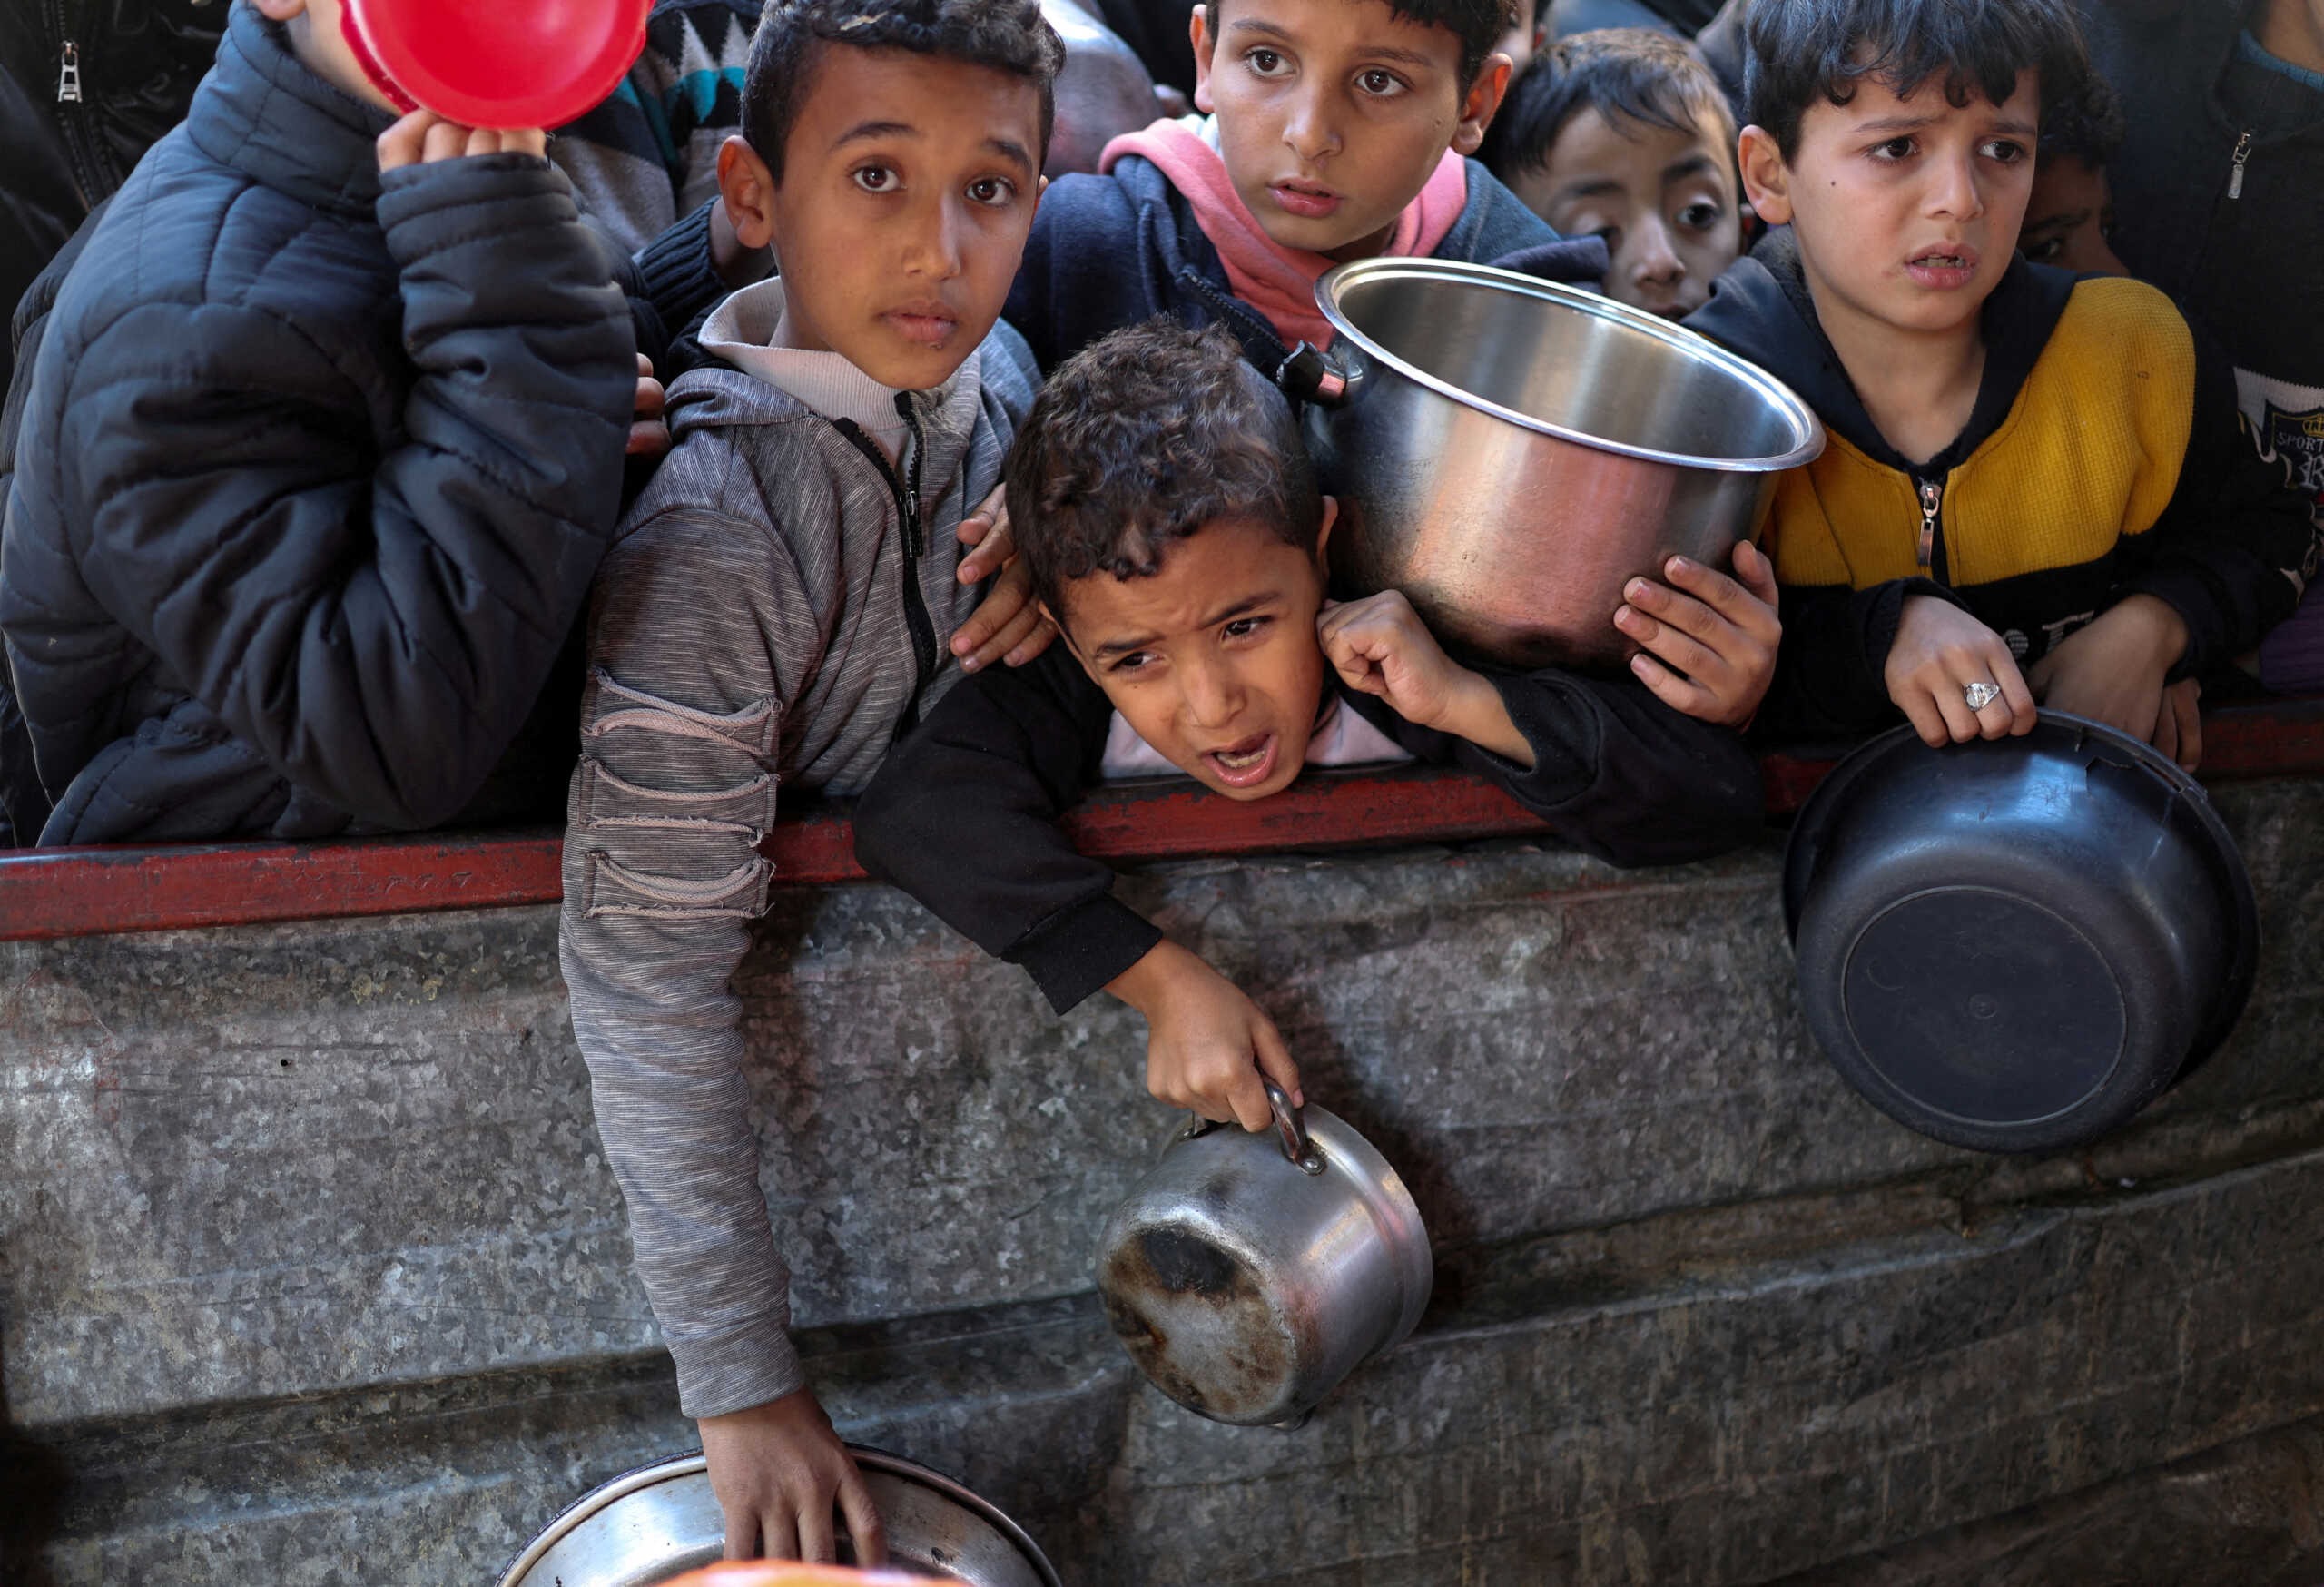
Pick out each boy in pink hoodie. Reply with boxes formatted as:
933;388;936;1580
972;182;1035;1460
1002;0;1594;371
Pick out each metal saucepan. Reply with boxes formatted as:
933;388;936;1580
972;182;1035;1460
1783;712;2260;1154
495;1447;1061;1587
1095;1081;1432;1426
1294;256;1824;671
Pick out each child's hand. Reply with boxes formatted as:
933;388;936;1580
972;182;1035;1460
377;110;547;171
1612;543;1783;728
698;1387;886;1563
950;485;1057;672
1318;591;1532;765
629;354;670;458
1106;940;1302;1132
2027;594;2194;763
1884;595;2038;746
2152;678;2203;771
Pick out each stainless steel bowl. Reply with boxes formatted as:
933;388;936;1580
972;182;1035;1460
496;1448;1062;1587
1302;257;1824;670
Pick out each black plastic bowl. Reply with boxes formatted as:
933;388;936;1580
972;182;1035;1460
1782;713;2259;1154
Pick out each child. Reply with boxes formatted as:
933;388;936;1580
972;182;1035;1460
1687;0;2319;771
2083;0;2324;693
1485;28;1743;319
556;0;1057;1562
2017;68;2125;274
0;0;639;846
853;318;1777;1134
1002;0;1580;374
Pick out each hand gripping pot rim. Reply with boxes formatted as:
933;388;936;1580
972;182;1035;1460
340;0;650;130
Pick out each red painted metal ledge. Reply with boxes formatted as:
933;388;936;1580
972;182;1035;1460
5;697;2323;943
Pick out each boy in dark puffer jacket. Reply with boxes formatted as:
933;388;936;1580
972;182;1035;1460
0;0;638;846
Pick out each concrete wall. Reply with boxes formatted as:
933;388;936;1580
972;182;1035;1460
5;777;2323;1584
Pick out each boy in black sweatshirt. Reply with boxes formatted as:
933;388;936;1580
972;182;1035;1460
854;317;1775;1132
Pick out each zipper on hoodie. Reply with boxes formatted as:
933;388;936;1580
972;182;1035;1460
1915;476;1946;580
2227;130;2254;200
830;399;941;721
46;0;103;209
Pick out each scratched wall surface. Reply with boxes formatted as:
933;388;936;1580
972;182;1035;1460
4;778;2323;1584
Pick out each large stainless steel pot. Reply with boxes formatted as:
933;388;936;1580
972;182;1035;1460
1299;257;1824;670
1783;713;2260;1154
496;1447;1061;1587
1094;1081;1431;1426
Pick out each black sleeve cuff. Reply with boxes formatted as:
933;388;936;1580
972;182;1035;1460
1477;669;1597;809
630;200;726;343
2122;568;2223;679
1005;893;1165;1016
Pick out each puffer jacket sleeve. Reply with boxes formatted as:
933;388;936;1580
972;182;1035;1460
49;153;635;831
556;481;818;1421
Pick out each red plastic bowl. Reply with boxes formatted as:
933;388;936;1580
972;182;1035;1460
342;0;650;130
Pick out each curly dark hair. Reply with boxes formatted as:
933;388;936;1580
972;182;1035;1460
1742;0;2103;163
1210;0;1517;88
742;0;1065;181
2038;57;2123;167
1486;27;1736;182
1005;319;1324;626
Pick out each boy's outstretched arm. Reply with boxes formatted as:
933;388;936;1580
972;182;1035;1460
17;126;635;830
853;646;1158;1011
561;498;884;1565
852;651;1299;1129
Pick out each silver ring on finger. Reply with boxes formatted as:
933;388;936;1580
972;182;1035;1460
1963;680;2003;711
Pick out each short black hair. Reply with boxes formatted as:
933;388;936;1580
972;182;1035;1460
2038;58;2123;168
1485;27;1736;182
741;0;1065;182
1742;0;2099;163
1209;0;1517;89
1005;319;1323;624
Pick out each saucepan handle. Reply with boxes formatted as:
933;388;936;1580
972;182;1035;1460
1264;1079;1328;1176
1275;341;1356;409
1178;1079;1329;1176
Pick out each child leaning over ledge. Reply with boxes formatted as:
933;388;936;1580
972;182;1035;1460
1686;0;2319;771
0;0;638;846
556;0;1058;1562
853;318;1774;1136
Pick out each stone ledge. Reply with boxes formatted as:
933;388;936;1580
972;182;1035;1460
5;696;2322;941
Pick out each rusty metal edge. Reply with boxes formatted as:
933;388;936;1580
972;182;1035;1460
5;698;2321;942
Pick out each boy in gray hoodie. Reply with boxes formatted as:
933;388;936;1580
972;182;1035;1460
556;0;1059;1561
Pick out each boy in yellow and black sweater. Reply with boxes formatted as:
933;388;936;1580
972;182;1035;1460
1688;0;2319;770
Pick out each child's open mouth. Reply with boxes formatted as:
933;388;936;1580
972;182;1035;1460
1905;248;1979;289
1202;732;1280;789
1270;181;1343;221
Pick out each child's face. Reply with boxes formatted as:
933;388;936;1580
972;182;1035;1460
1510;104;1741;320
256;0;403;113
1191;0;1510;260
1739;66;2040;347
1497;0;1543;74
1053;511;1334;802
2020;153;2126;276
719;46;1046;389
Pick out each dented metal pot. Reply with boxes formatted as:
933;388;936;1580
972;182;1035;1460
1094;1082;1432;1426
